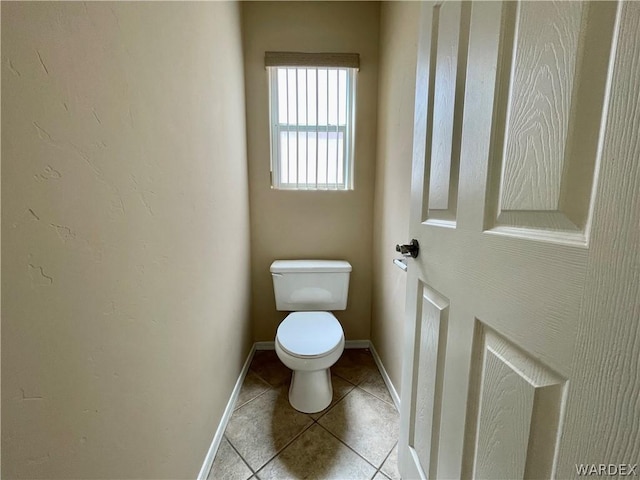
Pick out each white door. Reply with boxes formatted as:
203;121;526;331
399;1;640;479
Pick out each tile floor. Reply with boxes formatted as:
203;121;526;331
208;348;400;480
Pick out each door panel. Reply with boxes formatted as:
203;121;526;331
463;323;567;479
499;2;584;213
399;1;639;479
426;2;470;223
408;283;449;478
485;1;618;241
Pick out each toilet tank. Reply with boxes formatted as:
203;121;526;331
271;260;352;311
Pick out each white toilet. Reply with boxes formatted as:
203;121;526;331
271;259;351;413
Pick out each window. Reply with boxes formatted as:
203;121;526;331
265;52;359;190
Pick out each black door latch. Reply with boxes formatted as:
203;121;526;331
395;239;419;258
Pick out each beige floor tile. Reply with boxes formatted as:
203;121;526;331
318;388;399;468
372;471;391;480
236;371;272;410
225;386;313;471
208;437;253;480
357;368;395;407
250;350;292;387
380;443;399;480
308;374;356;420
257;424;376;480
332;349;378;385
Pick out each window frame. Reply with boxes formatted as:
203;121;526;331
267;66;357;191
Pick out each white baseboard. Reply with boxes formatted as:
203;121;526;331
197;344;256;480
369;342;401;411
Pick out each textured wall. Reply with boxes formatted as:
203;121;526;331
371;2;421;394
242;1;380;342
1;2;251;478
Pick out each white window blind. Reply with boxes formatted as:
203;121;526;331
266;53;358;190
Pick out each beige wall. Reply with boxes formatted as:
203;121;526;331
1;2;251;478
242;2;380;341
371;2;421;394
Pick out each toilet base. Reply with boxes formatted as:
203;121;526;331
275;333;344;414
288;368;333;414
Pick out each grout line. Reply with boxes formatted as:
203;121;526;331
233;385;273;412
333;351;397;408
253;419;316;476
224;434;258;478
329;368;357;385
316;422;382;472
310;390;382;469
355;384;397;410
246;368;275;390
313;387;398;474
248;369;280;389
306;382;356;422
374;471;391;480
373;440;397;479
332;371;358;387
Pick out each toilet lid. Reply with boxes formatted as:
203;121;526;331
277;312;344;358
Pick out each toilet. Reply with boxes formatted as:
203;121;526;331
271;259;351;413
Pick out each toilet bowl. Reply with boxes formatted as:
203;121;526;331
270;259;352;413
275;311;345;413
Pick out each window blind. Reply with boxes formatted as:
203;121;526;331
265;51;360;70
267;65;357;190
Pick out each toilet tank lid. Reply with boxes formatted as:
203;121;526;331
270;260;352;273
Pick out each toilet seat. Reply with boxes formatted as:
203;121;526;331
277;312;344;358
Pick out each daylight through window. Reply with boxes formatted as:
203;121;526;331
266;55;358;190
